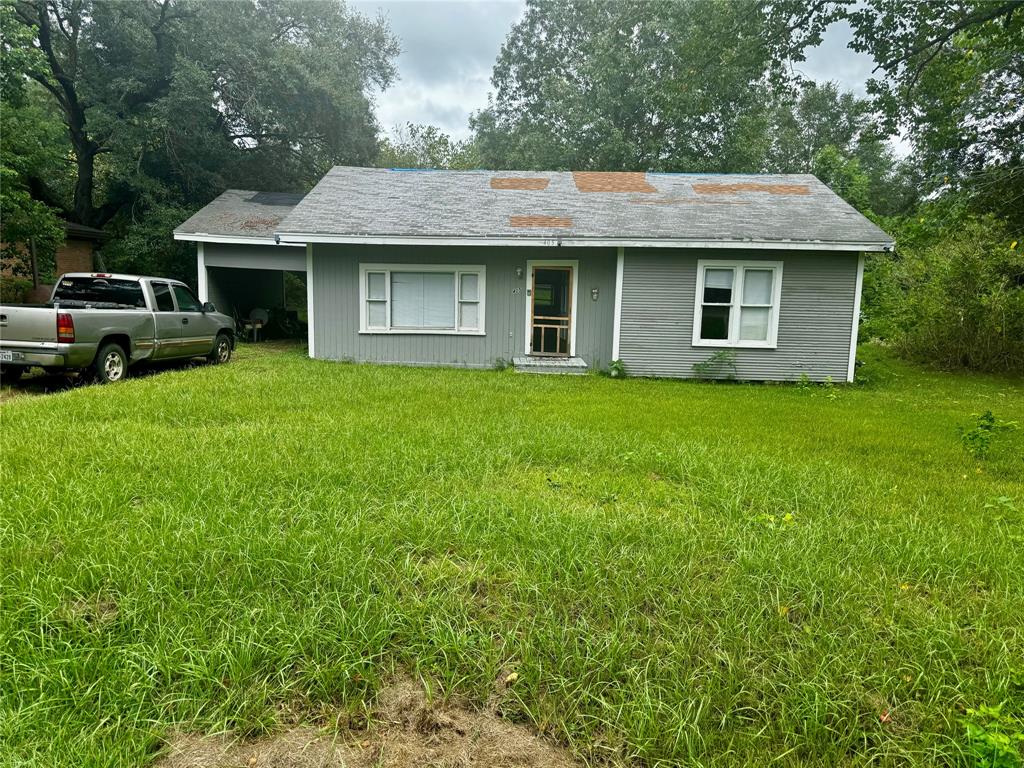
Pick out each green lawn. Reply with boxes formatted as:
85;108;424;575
2;344;1022;767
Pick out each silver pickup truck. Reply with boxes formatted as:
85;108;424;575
0;273;235;384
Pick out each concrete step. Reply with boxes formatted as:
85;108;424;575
512;356;589;375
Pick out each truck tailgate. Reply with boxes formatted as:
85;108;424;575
0;305;57;345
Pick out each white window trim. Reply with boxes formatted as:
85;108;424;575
358;263;486;335
524;259;579;357
692;259;783;349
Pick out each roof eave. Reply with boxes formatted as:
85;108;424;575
173;231;303;247
275;232;893;252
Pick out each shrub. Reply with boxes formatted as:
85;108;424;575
871;216;1024;372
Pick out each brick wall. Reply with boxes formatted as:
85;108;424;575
56;239;94;275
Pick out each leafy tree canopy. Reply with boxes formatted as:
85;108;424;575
471;0;814;173
3;0;399;278
377;123;479;170
770;0;1023;228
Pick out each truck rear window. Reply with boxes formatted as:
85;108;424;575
53;277;146;308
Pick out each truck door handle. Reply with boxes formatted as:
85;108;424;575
181;318;189;325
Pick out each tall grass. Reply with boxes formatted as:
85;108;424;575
1;344;1022;766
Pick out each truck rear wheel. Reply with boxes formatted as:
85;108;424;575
93;343;128;384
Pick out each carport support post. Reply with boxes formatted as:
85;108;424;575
197;242;208;302
306;242;315;358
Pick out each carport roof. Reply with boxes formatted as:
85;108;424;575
174;190;304;244
275;167;894;252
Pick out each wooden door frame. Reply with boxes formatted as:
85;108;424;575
525;259;579;357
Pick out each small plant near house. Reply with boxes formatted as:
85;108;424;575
692;349;737;380
959;411;1019;460
608;359;627;378
493;357;511;371
962;704;1024;768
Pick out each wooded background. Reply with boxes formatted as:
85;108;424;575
2;0;1021;371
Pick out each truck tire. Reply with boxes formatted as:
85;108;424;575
93;342;128;384
207;333;232;365
0;364;23;384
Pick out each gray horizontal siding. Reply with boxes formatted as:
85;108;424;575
203;243;306;271
311;244;616;369
618;249;857;381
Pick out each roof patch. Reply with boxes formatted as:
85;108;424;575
509;215;574;228
491;177;550;190
572;171;656;193
692;183;811;196
247;192;305;206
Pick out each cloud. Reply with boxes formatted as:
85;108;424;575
353;0;524;139
798;20;876;95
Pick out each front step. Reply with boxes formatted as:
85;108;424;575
512;356;589;375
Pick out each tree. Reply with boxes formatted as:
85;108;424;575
0;6;65;284
7;0;398;232
763;81;915;214
471;0;810;172
848;1;1024;228
767;1;1024;228
377;124;480;170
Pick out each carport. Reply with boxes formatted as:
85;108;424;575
174;191;308;336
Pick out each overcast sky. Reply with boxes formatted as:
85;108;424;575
352;0;880;143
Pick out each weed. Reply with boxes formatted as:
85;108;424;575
959;411;1019;459
692;349;737;380
608;359;627;378
963;704;1024;768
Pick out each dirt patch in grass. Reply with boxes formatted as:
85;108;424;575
156;675;579;768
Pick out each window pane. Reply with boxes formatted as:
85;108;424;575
703;268;733;303
367;300;387;328
699;305;730;340
53;277;146;308
459;272;479;301
172;284;201;312
459;302;479;330
391;271;455;328
739;306;770;341
743;269;773;305
152;282;175;312
367;272;386;300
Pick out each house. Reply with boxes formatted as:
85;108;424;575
174;168;893;381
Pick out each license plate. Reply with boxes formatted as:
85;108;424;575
0;351;13;363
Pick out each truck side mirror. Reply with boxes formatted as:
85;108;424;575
202;302;216;313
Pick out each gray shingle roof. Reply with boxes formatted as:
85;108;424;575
277;167;893;249
175;190;304;240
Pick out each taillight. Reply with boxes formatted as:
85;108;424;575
57;312;75;342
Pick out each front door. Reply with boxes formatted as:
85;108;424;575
529;266;573;356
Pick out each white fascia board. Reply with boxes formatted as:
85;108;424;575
173;232;304;247
276;233;892;252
